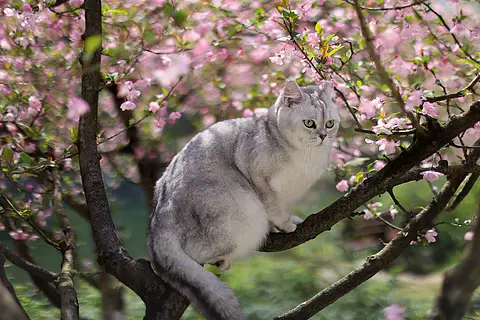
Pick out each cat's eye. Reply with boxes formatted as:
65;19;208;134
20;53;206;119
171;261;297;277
303;120;316;129
325;120;335;129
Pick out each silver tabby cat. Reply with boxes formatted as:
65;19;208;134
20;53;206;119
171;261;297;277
147;80;340;319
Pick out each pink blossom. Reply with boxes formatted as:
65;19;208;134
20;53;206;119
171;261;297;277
153;54;191;86
374;160;386;171
149;101;160;113
120;101;136;111
358;98;381;118
389;205;399;219
9;229;30;241
422;102;438;118
424;228;438;243
373;119;392;135
421;170;444;182
154;117;166;129
70;0;84;7
193;38;210;56
364;209;374;220
269;54;284;65
243;109;254;117
464;231;474;241
405;90;423;112
336;180;349;192
67;97;90;119
384;304;406;320
376;139;400;155
23;4;33;13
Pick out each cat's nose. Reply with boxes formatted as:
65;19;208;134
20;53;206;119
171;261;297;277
319;133;327;141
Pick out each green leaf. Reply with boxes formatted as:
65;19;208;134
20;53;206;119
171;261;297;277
315;22;323;38
84;35;102;55
326;45;344;57
173;10;188;27
457;59;480;70
2;147;13;163
70;128;78;142
355;171;364;184
20;152;32;165
323;34;335;44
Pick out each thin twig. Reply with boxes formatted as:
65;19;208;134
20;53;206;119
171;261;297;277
426;73;480;103
334;87;362;127
355;128;416;136
388;190;410;216
345;0;426;11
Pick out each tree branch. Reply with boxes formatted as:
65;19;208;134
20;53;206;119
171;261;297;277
53;169;79;320
344;0;426;11
78;1;189;319
261;101;480;252
0;242;57;282
426;73;480;103
0;252;30;319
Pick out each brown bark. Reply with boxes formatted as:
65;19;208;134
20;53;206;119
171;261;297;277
53;169;79;320
78;1;188;319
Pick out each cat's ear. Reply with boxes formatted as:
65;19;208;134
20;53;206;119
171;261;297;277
283;80;303;105
319;81;335;102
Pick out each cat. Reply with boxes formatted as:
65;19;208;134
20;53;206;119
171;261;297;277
147;80;340;320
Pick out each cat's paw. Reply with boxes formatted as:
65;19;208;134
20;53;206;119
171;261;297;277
290;215;303;225
280;221;297;233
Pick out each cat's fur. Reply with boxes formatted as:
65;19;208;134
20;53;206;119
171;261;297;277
147;80;340;319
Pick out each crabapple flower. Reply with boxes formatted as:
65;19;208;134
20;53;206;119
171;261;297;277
336;180;349;192
424;228;438;243
363;209;374;220
376;139;400;155
422;102;438;118
149;101;160;113
464;231;474;241
384;304;406;320
358;98;381;118
67;97;90;119
374;160;386;171
269;54;284;65
421;170;444;182
120;101;136;111
405;90;423;112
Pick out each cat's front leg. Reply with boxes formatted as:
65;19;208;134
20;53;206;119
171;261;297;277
263;194;303;233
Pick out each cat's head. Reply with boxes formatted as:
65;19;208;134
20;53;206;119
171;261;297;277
273;80;340;149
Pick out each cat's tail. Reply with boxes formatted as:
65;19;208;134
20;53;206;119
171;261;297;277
148;233;243;320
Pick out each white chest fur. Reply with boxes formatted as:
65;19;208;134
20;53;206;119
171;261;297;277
270;145;330;206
